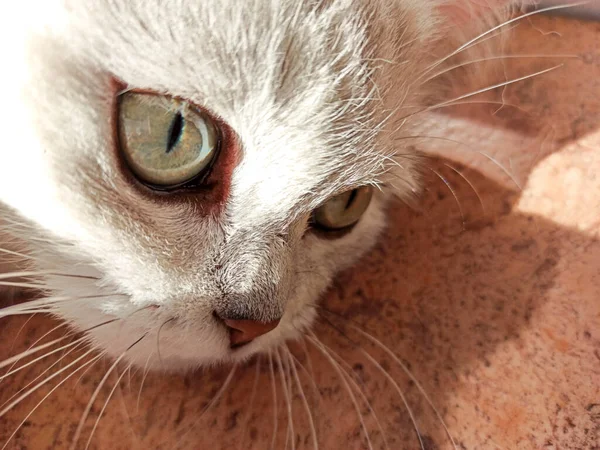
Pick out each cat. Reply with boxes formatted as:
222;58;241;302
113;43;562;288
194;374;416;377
0;0;533;377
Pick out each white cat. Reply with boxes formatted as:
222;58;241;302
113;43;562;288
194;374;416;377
0;0;528;372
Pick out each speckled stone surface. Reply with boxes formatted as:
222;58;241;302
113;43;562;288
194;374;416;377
1;14;599;450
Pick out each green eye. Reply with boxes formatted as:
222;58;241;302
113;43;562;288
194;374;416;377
118;93;219;188
312;186;373;231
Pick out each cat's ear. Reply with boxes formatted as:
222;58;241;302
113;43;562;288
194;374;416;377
437;0;536;25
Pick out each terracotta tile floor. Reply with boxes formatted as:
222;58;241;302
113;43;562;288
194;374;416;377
1;13;599;450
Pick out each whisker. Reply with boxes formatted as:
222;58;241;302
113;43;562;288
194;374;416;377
70;334;147;450
321;309;458;450
0;339;88;411
4;320;69;375
393;134;522;190
421;53;579;85
0;247;32;260
288;343;323;407
0;270;52;280
431;65;561;111
352;325;458;450
0;270;100;281
426;166;466;228
73;347;108;389
1;320;119;413
0;294;127;318
268;352;279;450
398;65;563;126
172;365;237;450
1;352;105;450
1;335;68;371
126;364;133;393
306;330;389;450
0;317;118;373
0;336;87;381
84;364;130;450
116;364;139;447
156;318;174;370
0;309;55;316
444;163;486;218
285;346;318;450
418;1;586;79
238;357;261;450
275;349;295;450
357;349;425;450
306;334;374;450
0;346;98;418
318;314;423;449
136;351;154;413
0;280;45;289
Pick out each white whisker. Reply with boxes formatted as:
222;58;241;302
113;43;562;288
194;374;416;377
0;346;98;418
0;309;55;316
3;320;70;376
275;349;295;450
355;348;425;450
0;281;44;289
156;318;174;370
427;166;466;228
288;343;323;407
419;1;587;79
70;334;147;450
427;65;562;112
0;336;86;381
171;365;237;450
422;53;578;85
393;134;523;190
268;352;279;450
136;351;154;413
352;325;458;450
1;352;104;450
306;334;374;450
0;335;69;370
84;365;129;450
307;332;389;450
73;347;107;389
238;357;261;450
0;247;32;260
0;295;125;318
285;347;318;450
444;163;486;218
1;339;87;411
395;65;563;128
0;270;54;280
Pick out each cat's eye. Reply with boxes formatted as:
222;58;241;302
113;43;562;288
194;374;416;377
118;93;219;189
312;186;373;231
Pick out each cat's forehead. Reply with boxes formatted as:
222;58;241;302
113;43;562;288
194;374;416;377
64;0;386;214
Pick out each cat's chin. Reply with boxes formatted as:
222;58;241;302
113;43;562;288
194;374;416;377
74;304;318;373
40;259;321;372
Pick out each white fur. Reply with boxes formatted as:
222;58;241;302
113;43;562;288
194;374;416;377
0;0;511;370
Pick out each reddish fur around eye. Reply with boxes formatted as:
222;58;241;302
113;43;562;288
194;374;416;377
110;79;240;216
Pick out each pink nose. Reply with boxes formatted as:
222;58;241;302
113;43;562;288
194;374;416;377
222;317;280;348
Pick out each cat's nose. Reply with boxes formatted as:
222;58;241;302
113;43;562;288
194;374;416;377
220;316;280;348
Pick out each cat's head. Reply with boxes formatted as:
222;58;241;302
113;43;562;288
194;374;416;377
0;0;510;369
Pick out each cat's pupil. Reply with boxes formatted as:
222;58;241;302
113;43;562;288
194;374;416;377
166;111;184;154
345;189;358;209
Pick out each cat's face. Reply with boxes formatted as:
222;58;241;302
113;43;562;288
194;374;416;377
0;0;464;370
